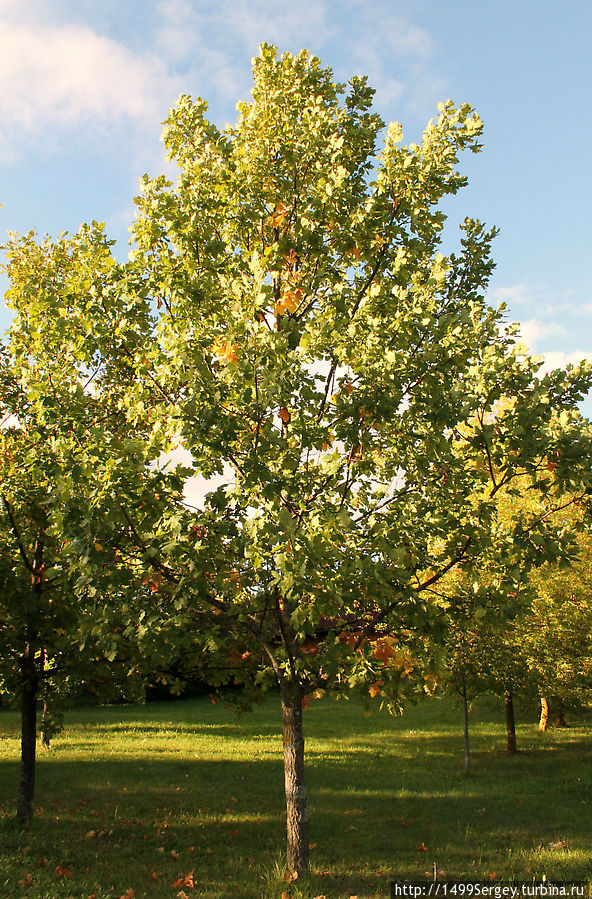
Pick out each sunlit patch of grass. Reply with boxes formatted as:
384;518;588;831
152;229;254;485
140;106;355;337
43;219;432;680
0;693;591;897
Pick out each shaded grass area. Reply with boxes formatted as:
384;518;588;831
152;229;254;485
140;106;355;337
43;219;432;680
0;693;591;898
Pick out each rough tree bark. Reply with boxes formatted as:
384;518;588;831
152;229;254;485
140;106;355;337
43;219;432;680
538;696;549;732
504;689;517;753
280;680;310;877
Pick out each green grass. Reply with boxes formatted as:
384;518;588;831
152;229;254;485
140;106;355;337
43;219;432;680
1;693;591;898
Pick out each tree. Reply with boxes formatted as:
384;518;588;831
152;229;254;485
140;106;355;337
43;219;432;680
0;225;156;823
521;521;592;725
28;47;592;875
434;473;590;761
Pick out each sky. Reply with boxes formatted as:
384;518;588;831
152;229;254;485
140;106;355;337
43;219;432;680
1;0;591;412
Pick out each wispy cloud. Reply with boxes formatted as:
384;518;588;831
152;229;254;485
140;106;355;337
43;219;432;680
0;0;444;165
153;0;440;123
518;318;567;348
0;19;181;161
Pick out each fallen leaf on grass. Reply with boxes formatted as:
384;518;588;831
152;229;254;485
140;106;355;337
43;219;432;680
17;873;33;887
86;830;97;839
55;865;73;878
119;890;134;899
37;858;48;868
171;870;194;889
400;818;415;828
284;871;299;882
309;842;317;849
170;849;180;859
151;872;160;881
489;873;497;881
413;843;429;852
548;840;568;850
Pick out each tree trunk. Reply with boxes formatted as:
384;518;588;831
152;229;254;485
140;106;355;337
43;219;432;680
280;681;310;878
16;647;38;826
40;699;51;748
461;677;470;775
556;701;567;727
538;696;549;732
504;689;517;753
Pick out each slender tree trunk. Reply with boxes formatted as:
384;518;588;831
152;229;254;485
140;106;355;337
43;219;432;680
39;650;50;748
556;701;567;727
40;699;51;748
16;646;38;826
280;681;310;878
16;535;44;825
538;696;549;732
504;689;517;753
461;677;470;775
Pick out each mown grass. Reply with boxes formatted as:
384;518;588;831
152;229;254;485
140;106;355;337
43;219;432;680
0;693;591;898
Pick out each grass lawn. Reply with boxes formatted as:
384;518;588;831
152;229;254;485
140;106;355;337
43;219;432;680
0;692;591;898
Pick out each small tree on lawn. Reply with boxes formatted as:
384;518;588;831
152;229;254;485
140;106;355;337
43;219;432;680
434;480;553;759
78;47;592;876
0;225;157;824
520;514;592;726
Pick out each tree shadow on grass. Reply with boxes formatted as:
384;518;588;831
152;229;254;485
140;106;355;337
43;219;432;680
1;725;591;897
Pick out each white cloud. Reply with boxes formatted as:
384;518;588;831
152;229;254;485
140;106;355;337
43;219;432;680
0;21;181;157
518;318;567;348
536;349;592;377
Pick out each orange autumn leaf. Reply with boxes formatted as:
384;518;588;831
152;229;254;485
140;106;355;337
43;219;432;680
372;636;399;663
55;865;73;878
171;870;194;888
119;890;134;899
17;873;33;887
270;202;289;228
413;842;429;852
279;407;291;423
274;288;302;316
368;680;384;698
212;338;239;364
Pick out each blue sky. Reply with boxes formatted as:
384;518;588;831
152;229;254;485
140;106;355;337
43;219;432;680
1;0;591;411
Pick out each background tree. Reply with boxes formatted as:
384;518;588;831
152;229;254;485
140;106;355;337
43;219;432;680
0;225;158;824
433;471;589;761
521;521;592;726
